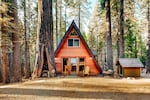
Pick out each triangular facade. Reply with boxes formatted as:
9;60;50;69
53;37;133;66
54;20;102;76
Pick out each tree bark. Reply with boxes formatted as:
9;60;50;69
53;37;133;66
33;0;56;77
106;0;113;70
12;0;22;82
32;0;42;78
78;2;81;30
1;46;9;83
0;0;2;82
43;0;56;76
1;7;9;83
34;0;42;71
119;0;124;58
0;61;2;82
56;0;58;47
59;0;62;39
146;0;150;73
65;3;67;31
24;0;31;79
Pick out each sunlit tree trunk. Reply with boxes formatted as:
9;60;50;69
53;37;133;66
0;51;2;82
12;0;22;82
1;2;9;83
32;0;42;78
0;60;2;82
24;0;31;79
1;17;9;83
1;46;9;83
0;0;2;82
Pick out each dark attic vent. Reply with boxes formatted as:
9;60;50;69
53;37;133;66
70;30;77;36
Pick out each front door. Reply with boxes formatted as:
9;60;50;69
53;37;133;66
70;58;78;74
63;58;68;72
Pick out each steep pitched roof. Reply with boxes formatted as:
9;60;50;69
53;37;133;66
54;20;102;73
117;58;144;68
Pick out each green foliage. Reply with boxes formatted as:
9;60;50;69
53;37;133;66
82;31;87;42
0;2;14;45
124;18;146;64
124;19;137;58
139;43;146;65
97;41;103;54
99;0;106;9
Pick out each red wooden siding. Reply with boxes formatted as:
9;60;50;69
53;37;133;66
55;28;99;75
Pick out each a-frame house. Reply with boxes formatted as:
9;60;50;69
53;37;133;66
54;20;102;76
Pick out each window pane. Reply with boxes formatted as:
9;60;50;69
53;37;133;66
79;58;84;62
71;58;78;65
79;65;84;71
68;39;73;46
74;39;79;46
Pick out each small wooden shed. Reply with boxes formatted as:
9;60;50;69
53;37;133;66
116;58;144;77
54;20;102;76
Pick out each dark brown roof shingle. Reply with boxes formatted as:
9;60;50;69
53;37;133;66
118;58;144;68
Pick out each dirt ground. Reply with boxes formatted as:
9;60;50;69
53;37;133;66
1;76;150;100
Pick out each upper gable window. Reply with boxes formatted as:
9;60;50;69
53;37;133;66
70;30;78;36
68;38;80;47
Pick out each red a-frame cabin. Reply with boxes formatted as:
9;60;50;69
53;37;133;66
54;21;102;76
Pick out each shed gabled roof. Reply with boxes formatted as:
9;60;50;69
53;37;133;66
117;58;144;68
54;20;102;73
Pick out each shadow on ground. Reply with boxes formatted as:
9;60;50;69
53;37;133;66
0;88;150;100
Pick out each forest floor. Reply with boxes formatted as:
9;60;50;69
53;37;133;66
1;75;150;100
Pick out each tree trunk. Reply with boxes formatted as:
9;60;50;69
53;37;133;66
78;2;81;30
0;0;2;82
59;0;62;40
146;0;150;73
56;0;58;47
65;3;67;31
1;39;9;84
117;33;120;58
0;58;2;82
24;0;31;79
44;0;56;76
135;37;137;58
119;0;124;58
33;0;56;78
32;0;42;78
106;0;113;70
1;7;9;83
0;51;2;82
1;46;9;83
12;0;22;82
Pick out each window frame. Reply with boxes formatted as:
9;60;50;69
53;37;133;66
68;38;80;47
